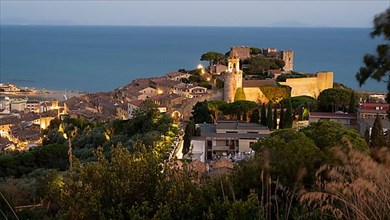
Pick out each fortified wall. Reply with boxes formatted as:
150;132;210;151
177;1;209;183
279;71;333;98
242;87;269;103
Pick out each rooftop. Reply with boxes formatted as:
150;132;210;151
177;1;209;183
151;78;182;87
166;71;190;77
309;112;357;119
150;93;182;101
129;99;144;107
216;121;269;131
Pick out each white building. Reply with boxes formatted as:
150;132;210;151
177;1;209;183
190;121;271;161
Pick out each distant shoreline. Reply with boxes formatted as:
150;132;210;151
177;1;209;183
0;24;372;29
0;88;84;101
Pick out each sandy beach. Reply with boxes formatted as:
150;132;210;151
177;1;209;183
0;89;84;101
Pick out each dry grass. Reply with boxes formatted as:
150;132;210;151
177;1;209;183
301;144;390;220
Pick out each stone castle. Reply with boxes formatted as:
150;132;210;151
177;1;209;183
223;49;333;103
223;51;243;103
230;46;294;72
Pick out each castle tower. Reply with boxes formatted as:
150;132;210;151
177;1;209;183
281;50;294;72
224;51;243;103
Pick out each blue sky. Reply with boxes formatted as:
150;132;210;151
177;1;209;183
1;1;389;27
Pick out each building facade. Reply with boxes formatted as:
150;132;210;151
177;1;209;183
357;103;389;136
190;121;271;161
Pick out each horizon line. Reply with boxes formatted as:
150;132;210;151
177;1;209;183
0;23;372;29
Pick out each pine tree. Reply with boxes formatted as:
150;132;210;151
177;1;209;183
285;98;293;128
348;90;356;113
260;103;267;126
273;105;278;129
370;114;385;148
266;102;273;130
279;105;285;129
364;127;370;145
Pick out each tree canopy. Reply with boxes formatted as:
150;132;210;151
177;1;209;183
356;8;390;103
301;120;368;152
200;51;225;65
317;88;351;112
191;101;213;124
249;47;261;55
253;129;322;187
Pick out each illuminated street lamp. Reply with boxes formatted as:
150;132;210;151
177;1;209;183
197;64;205;75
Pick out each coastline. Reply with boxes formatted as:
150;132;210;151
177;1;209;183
0;88;84;101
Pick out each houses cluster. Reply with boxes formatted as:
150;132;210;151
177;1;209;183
308;100;389;137
0;98;67;151
0;83;22;92
114;71;209;120
186;96;389;164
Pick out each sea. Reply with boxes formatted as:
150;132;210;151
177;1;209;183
0;25;386;92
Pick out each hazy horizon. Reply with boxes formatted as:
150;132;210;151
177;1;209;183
1;1;388;28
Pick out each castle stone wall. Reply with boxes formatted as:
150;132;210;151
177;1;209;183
224;73;239;103
279;71;333;98
230;46;251;60
242;88;269;103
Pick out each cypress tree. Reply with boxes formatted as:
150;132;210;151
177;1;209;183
285;98;293;128
250;108;260;123
279;105;285;129
183;120;196;154
348;90;356;113
371;114;385;148
266;102;273;130
364;127;370;145
273;105;278;129
260;103;267;126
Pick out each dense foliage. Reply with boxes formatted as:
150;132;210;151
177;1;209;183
244;56;284;75
317;88;352;112
259;85;291;104
356;8;390;104
200;51;225;65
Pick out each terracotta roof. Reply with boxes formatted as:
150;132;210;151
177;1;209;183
0;116;20;125
40;110;58;117
242;79;277;87
150;93;182;101
173;83;189;89
11;125;41;141
129;100;144;107
20;112;40;121
151;78;182;87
